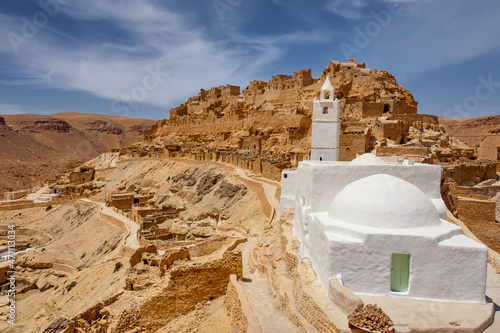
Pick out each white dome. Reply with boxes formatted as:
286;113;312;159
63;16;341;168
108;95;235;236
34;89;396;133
349;153;386;165
328;174;441;229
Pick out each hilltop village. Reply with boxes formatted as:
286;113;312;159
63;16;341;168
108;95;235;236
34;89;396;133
0;60;499;333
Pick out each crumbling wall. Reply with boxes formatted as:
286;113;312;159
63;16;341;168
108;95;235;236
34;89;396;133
187;236;229;257
115;250;243;332
251;219;341;333
443;162;498;186
128;244;156;267
68;168;95;184
376;146;429;157
225;275;249;333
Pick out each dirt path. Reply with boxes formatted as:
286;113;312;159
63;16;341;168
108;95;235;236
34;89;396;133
80;157;279;252
79;198;140;249
238;239;298;333
26;186;49;203
485;265;500;332
166;157;296;331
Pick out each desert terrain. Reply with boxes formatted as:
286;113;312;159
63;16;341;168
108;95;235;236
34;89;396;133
0;156;269;332
0;113;156;194
440;115;500;161
0;60;499;332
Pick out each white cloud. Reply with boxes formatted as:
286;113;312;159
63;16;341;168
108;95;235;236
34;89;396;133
325;0;368;19
333;0;500;80
378;1;500;77
0;0;321;113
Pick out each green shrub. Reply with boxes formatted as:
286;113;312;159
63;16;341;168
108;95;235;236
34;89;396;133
66;281;77;292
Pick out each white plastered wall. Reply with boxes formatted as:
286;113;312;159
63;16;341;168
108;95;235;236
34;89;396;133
307;214;487;303
310;149;339;162
312;101;339;121
299;161;443;214
310;99;339;162
280;169;298;213
293;161;445;258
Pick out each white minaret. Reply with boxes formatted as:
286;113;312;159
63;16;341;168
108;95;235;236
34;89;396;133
311;77;340;161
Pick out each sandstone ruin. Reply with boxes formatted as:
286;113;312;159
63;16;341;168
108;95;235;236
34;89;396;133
0;60;499;333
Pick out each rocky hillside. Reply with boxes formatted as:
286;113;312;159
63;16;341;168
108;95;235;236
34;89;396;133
0;113;156;193
0;158;266;332
135;59;477;182
440;115;500;161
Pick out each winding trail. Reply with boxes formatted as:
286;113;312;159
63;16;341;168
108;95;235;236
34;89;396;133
79;198;140;249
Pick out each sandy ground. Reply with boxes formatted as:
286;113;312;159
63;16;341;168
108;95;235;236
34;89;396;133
0;202;128;332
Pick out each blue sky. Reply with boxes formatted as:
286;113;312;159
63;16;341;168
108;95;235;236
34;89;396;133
1;0;499;120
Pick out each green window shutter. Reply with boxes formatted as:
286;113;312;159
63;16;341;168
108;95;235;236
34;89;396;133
391;253;410;292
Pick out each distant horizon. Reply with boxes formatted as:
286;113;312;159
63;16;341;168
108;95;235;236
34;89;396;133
2;108;499;121
1;1;499;119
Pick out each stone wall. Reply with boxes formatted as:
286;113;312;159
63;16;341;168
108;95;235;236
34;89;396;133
376;146;429;158
456;198;500;252
68;168;95;184
115;250;243;332
250;218;342;333
457;198;496;225
443;162;498;186
187;236;230;257
292;275;339;332
339;134;369;161
225;275;249;333
0;262;10;285
0;200;71;211
3;190;28;201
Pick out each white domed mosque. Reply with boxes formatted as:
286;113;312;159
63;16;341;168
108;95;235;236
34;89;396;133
279;77;487;303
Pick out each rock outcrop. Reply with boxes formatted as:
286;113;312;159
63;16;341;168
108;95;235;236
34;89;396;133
130;59;477;180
